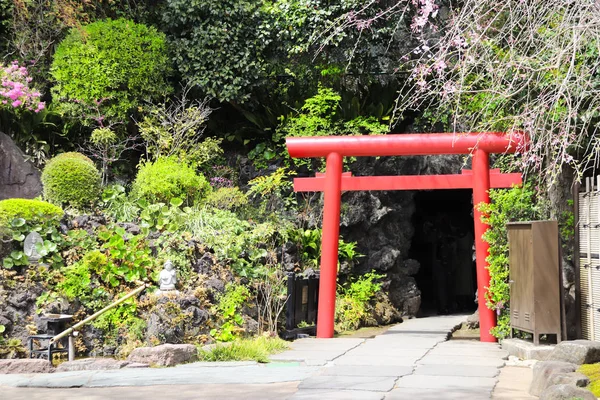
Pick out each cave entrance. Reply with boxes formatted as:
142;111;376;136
410;189;477;316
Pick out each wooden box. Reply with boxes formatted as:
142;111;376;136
507;221;562;344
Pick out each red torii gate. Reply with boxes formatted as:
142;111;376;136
286;132;529;342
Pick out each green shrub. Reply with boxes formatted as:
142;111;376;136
0;199;63;227
41;152;101;208
50;18;171;125
198;337;290;363
335;271;384;332
480;183;544;339
132;157;210;205
204;187;248;211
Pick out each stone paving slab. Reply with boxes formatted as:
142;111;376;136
427;346;508;358
343;347;429;357
395;374;498;390
334;355;421;366
492;366;537;400
290;389;384;400
0;383;300;400
365;338;444;348
299;375;397;391
270;350;347;362
318;365;413;377
0;364;321;388
417;354;506;367
414;364;500;377
385;387;492;400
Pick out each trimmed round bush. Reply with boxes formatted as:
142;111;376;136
0;199;63;226
132;157;210;204
51;18;171;125
42;152;102;208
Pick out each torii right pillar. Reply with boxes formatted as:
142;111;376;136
473;148;494;341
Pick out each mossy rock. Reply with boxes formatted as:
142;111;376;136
41;152;101;208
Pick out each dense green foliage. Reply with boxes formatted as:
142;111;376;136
163;0;268;103
0;199;63;227
480;184;544;339
51;18;171;125
131;157;210;205
41;152;101;208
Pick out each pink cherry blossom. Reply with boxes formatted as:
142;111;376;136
0;61;44;112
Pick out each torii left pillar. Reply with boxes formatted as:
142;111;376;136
286;132;529;342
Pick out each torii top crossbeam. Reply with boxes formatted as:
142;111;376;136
286;132;529;342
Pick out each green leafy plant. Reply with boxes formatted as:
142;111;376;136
50;18;171;125
96;227;156;287
41;152;101;209
137;197;191;235
1;205;65;269
335;271;384;332
479;183;545;339
101;185;141;223
132;157;210;205
210;283;250;342
247;168;296;213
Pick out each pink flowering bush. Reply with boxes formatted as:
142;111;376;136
0;61;45;113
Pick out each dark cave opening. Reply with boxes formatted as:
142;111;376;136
409;189;478;316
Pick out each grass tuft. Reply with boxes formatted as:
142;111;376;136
198;336;290;363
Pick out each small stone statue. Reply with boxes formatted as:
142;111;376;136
24;231;43;264
159;260;177;291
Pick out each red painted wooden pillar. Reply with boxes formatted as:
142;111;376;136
317;152;343;338
472;149;496;342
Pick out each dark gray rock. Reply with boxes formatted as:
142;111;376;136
0;132;42;200
540;384;596;400
243;316;259;336
0;359;54;374
465;309;480;329
400;259;420;276
56;358;131;372
530;361;578;396
546;372;590;389
370;246;401;272
388;275;421;316
548;340;600;364
127;344;198;367
193;252;215;274
120;222;141;235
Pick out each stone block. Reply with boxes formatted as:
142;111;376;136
547;340;600;364
0;359;54;374
540;384;596;400
529;361;578;396
127;344;198;367
501;338;555;361
546;371;589;389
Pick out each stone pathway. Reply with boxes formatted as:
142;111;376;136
278;315;509;399
0;315;528;399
